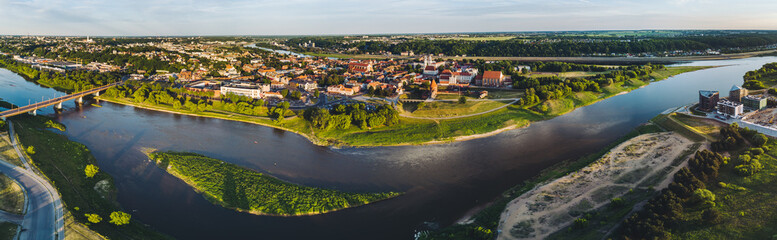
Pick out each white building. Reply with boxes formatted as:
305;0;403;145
221;83;263;99
717;99;744;117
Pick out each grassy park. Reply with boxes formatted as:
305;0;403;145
148;151;400;216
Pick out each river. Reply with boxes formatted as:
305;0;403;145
1;56;775;239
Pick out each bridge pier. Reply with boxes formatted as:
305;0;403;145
29;109;36;116
76;96;83;104
55;102;63;110
93;92;100;97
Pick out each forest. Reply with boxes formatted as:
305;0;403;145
149;151;400;215
743;62;777;89
0;55;120;92
287;32;777;57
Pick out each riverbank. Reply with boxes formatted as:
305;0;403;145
147;151;400;216
11;115;172;239
95;66;713;147
499;132;695;239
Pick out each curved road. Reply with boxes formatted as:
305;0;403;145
0;121;65;240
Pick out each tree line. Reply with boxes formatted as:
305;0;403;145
303;103;399;130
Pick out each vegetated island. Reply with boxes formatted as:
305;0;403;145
147;151;401;216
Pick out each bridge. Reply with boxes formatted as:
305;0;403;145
0;82;121;120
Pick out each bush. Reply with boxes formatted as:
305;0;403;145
458;96;467;104
702;209;722;224
84;164;99;178
573;218;588;229
25;146;35;155
109;211;131;226
85;213;102;223
693;189;716;208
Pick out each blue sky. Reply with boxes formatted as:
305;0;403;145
1;0;775;36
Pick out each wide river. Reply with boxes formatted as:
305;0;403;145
1;56;775;239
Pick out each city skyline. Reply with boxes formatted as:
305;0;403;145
1;0;777;36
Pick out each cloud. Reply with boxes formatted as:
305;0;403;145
0;0;774;35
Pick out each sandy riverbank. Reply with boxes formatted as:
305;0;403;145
497;132;694;240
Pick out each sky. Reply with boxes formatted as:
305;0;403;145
0;0;776;36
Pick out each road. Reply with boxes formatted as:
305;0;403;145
0;121;65;240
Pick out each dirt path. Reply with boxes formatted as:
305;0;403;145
497;132;693;240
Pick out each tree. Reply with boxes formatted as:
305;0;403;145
26;146;35;155
313;89;320;98
702;209;722;224
85;213;102;223
84;164;99;178
693;188;716;208
109;211;131;226
751;133;768;147
280;89;290;98
458;96;467;104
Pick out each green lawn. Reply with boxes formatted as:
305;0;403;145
672;139;777;239
149;151;400;215
403;100;512;118
0;222;17;240
12;115;171;239
0;174;24;215
649;66;714;81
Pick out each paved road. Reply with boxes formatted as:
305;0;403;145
0;209;23;224
0;121;65;240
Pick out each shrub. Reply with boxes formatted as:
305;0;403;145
26;146;35;155
109;211;131;226
84;164;99;178
693;189;716;208
573;218;588;229
85;213;102;224
702;209;722;224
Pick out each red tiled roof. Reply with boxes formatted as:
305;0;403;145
483;71;503;79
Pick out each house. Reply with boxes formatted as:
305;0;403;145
423;65;438;76
698;90;720;112
263;92;284;99
348;62;373;73
729;85;747;102
481;71;505;87
327;84;357;96
742;95;767;110
301;81;318;92
717;99;743;117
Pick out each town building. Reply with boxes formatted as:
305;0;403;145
327;84;357;96
481;71;505;87
430;80;438;99
729;85;747;102
220;83;263;99
717;99;743;117
348;62;373;73
698;90;719;112
742;95;767;110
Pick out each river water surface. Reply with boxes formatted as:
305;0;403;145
1;57;775;239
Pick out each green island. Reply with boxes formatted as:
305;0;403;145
9;115;171;239
147;151;400;216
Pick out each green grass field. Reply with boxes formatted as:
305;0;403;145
149;151;399;215
403;100;512;118
0;174;24;215
0;222;17;240
672;139;777;239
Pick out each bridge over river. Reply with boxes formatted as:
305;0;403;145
0;82;120;120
